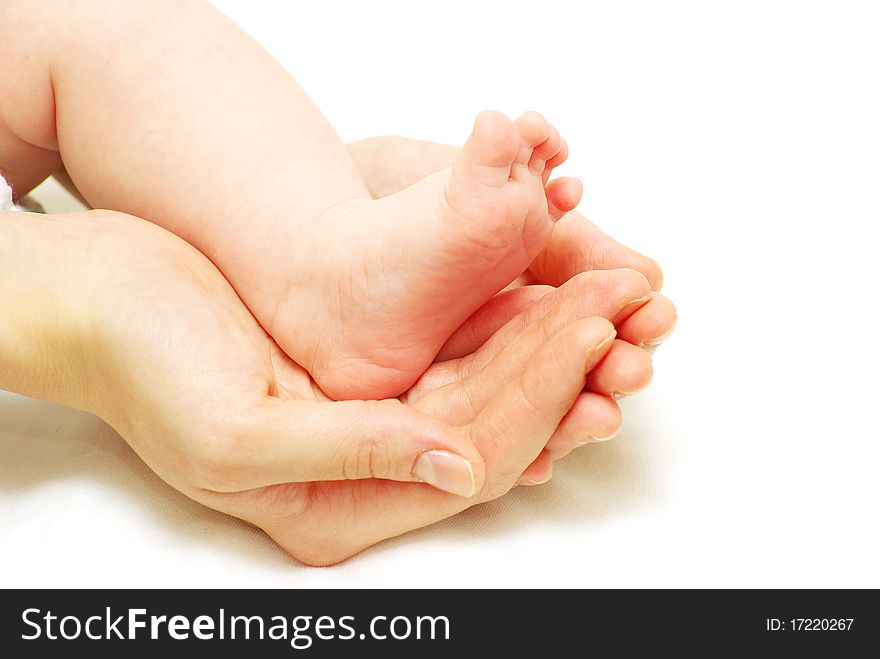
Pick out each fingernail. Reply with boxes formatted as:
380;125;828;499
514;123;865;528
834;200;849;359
577;430;619;445
640;320;678;351
413;450;476;497
587;330;617;374
518;474;552;486
613;294;653;322
612;387;646;400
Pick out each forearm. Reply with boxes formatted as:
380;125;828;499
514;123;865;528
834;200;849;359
0;211;99;410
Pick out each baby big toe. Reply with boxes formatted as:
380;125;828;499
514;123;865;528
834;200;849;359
457;110;520;188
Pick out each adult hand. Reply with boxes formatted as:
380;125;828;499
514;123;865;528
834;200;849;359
203;269;656;565
1;210;488;495
50;133;676;486
1;208;655;564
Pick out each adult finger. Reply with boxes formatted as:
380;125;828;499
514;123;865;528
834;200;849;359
409;269;650;402
463;269;650;375
517;450;554;486
221;324;614;566
528;210;664;290
469;317;616;492
546;391;622;451
616;292;677;350
191;398;485;498
585;340;654;398
519;392;624;480
436;285;553;362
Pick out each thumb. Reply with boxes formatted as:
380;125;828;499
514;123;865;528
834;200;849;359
211;398;484;497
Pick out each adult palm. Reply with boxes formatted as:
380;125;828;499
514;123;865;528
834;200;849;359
76;210;652;565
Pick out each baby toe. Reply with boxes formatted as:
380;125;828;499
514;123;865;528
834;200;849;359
529;123;562;174
456;110;520;187
543;137;570;183
512;111;550;170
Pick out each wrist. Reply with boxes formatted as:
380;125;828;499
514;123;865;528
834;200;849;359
0;211;105;412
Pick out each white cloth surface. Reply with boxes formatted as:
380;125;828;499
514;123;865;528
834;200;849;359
2;0;879;587
0;176;21;211
0;387;679;588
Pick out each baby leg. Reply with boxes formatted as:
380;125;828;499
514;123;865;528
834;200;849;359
0;0;579;400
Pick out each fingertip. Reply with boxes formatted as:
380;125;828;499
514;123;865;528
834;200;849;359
517;450;554;485
414;412;488;497
651;266;664;291
546;392;623;452
412;448;482;497
641;255;665;291
610;248;664;293
586;340;655;398
616;293;677;348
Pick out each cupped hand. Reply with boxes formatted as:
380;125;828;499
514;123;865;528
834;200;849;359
75;210;490;499
196;271;659;565
205;294;625;565
65;209;651;565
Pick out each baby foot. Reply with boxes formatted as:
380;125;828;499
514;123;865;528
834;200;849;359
273;111;581;400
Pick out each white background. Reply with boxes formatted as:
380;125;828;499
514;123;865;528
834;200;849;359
1;0;878;587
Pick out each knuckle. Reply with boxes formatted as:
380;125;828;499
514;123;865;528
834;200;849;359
339;436;384;480
337;401;394;480
515;375;544;417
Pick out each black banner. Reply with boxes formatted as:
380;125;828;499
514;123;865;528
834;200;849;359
1;589;876;656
